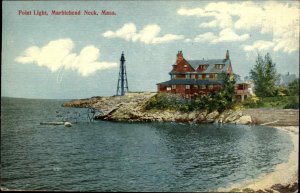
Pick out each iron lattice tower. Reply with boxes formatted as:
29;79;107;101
116;52;129;96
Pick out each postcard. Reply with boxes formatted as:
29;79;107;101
1;0;299;192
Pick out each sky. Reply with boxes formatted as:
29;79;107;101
2;0;299;99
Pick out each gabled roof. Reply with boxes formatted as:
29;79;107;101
157;79;223;85
187;59;227;68
188;59;231;73
171;58;231;74
170;58;195;73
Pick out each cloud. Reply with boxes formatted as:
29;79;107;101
199;20;218;28
177;7;208;17
243;40;275;52
15;38;117;77
184;38;192;43
194;29;249;43
203;14;233;29
216;28;249;42
103;23;184;44
194;32;216;42
178;1;299;53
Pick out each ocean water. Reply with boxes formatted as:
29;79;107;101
0;97;293;191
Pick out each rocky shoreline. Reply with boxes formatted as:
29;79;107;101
63;92;299;193
63;92;253;125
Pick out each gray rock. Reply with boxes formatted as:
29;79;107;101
206;111;219;120
235;115;252;125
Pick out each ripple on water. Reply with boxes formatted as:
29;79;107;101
1;98;293;191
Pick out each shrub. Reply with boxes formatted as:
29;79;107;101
288;78;299;96
144;92;237;113
242;94;261;108
284;96;299;109
144;93;188;111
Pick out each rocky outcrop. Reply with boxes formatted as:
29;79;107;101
63;92;253;125
63;92;299;126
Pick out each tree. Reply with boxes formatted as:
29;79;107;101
216;72;237;111
250;53;279;97
288;78;299;96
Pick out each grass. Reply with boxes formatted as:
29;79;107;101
242;95;299;109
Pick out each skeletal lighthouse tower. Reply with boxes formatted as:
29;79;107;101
116;52;129;96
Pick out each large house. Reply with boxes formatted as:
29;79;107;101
157;50;250;101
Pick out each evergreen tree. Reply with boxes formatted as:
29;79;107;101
217;72;236;109
250;53;279;97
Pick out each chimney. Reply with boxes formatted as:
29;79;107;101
225;50;230;59
176;51;183;64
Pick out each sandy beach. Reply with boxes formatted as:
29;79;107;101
219;126;299;192
244;126;298;190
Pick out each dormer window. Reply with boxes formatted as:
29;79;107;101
215;64;224;69
198;64;208;71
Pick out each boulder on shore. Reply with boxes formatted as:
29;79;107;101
235;115;252;125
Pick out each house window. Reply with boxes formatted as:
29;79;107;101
191;74;195;79
215;64;224;69
199;65;208;70
208;85;213;90
184;65;187;68
202;74;206;80
185;74;190;79
176;74;185;79
172;85;176;89
193;85;198;88
166;87;171;91
209;74;215;79
201;85;206;89
186;85;190;89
